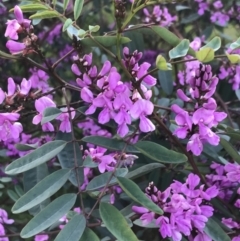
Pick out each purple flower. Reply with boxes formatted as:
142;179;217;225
5;20;21;40
6;40;26;55
56;107;75;133
130;99;155;133
32;97;56;132
34;234;49;241
18;78;31;95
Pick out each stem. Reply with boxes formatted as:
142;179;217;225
62;88;85;214
52;48;75;69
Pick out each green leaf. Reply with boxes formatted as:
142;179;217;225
29;10;60;19
63;0;70;11
74;0;84;21
23;163;50;216
41;107;62;124
79;228;100;241
56;132;84;187
15;143;38;151
220;138;240;164
10;4;48;12
20;193;77;238
126;163;164;179
89;25;100;32
158;70;173;95
133;219;158;228
201;36;221;52
54;214;86;241
117;177;163;215
204;218;231;241
12;169;70;214
100;202;139;241
226;53;240;64
80;36;131;48
156;55;171;70
14;185;24;197
83;156;98;168
82;136;139;153
63;18;73;32
134;141;187;164
5;141;67;175
229;37;240;50
169;39;190;59
196;47;214;63
86;168;128;191
7;190;19;202
151;26;195;57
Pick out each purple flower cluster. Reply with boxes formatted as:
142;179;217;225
132;173;218;241
4;6;33;55
0;208;14;241
172;64;227;156
143;5;177;27
72;48;156;137
195;0;230;26
206;162;240;205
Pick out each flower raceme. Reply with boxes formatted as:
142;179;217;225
73;49;156;137
172;64;227;156
132;173;218;241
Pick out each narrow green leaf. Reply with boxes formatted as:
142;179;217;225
23;163;50;216
134;141;187;163
82;136;139;153
80;36;131;48
230;37;240;50
204;218;231;241
133;219;158;228
74;0;84;21
169;39;190;59
5;140;67;175
201;36;221;51
196;47;214;63
12;169;71;214
126;163;164;180
54;214;86;241
151;26;195;57
29;10;60;19
0;50;19;60
63;0;70;11
10;4;48;12
117;177;163;215
63;18;73;32
7;190;19;202
56;132;84;187
79;228;100;241
20;194;77;238
14;185;24;197
220;138;240;164
41;107;62;124
15;143;38;151
100;202;139;241
89;25;100;32
86;168;128;191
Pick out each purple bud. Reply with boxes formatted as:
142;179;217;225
177;89;190;102
71;64;81;75
14;5;23;23
151;194;158;203
132;206;149;214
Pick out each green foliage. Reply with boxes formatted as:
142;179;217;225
134;141;187;163
99;202;139;241
54;214;86;241
29;10;60;19
5;141;67;175
196;47;215;62
21;194;77;238
169;39;190;59
12;169;71;214
117;177;163;215
74;0;84;21
41;107;62;124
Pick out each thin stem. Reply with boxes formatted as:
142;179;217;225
52;48;75;69
62;88;85;214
